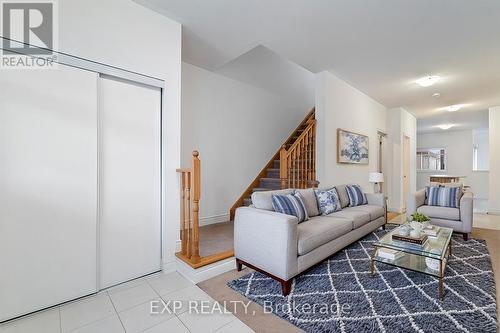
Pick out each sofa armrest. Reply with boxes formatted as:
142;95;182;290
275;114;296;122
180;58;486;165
234;207;299;280
407;189;426;219
366;193;385;207
460;192;473;233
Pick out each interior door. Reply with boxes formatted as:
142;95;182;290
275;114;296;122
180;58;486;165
0;65;98;321
98;76;162;288
403;135;411;212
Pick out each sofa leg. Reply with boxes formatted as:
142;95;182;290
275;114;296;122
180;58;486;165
463;233;469;241
236;259;243;271
381;224;386;230
280;280;292;296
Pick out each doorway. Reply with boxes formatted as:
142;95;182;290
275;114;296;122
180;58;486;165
403;135;411;212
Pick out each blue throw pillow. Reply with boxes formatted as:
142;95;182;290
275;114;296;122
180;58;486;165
314;188;342;215
272;192;309;223
426;186;461;208
346;184;367;207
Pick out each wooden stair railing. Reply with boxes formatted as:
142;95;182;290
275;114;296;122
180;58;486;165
176;151;234;269
279;117;316;189
229;108;318;220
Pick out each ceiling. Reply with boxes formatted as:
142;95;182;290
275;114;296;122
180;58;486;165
417;110;489;134
136;0;500;118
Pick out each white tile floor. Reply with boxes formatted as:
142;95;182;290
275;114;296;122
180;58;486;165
0;272;254;333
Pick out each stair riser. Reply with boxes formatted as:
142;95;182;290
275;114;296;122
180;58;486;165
266;170;280;178
258;179;281;190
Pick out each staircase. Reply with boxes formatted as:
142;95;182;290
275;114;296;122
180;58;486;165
230;108;318;220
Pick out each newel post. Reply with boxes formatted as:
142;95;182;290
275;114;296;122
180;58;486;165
279;145;288;189
191;150;201;263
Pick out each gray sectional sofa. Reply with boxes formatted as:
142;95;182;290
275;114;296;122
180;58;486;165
234;185;386;295
407;189;473;240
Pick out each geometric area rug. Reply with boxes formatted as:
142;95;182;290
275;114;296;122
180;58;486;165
228;225;498;332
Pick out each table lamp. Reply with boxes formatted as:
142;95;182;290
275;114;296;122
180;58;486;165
369;172;384;193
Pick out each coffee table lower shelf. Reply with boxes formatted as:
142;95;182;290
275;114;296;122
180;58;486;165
370;243;451;300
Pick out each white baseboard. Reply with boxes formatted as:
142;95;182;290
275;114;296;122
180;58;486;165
199;214;231;226
162;260;177;275
175;256;236;284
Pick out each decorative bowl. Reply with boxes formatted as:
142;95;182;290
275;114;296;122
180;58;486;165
398;225;411;236
410;229;421;238
410;221;424;232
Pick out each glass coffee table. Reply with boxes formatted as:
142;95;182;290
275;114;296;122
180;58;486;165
370;225;453;300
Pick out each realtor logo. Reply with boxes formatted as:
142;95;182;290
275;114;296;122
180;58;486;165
1;0;58;68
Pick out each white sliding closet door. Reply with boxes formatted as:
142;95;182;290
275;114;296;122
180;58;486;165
98;76;161;289
0;65;98;321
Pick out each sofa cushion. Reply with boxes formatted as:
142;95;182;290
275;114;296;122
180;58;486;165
348;204;385;220
297;216;352;255
426;186;462;208
417;205;460;221
334;184;350;208
346;184;368;207
314;188;342;215
329;208;371;229
271;192;309;223
295;188;320;217
252;189;294;211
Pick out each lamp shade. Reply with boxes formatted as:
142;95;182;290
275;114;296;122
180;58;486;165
369;172;384;183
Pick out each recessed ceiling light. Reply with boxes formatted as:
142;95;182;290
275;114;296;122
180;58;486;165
416;75;441;87
432;93;441;98
446;105;462;112
436;124;454;130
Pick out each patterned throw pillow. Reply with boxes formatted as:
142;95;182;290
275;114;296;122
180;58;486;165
272;192;309;223
314;188;342;215
346;184;367;207
426;186;462;208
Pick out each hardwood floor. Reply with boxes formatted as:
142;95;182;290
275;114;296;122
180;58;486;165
199;221;234;257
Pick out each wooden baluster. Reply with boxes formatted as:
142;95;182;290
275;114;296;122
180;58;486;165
297;142;301;188
312;122;316;183
299;140;303;188
287;152;292;188
279;145;287;190
309;128;313;184
304;134;308;187
302;139;306;188
180;172;187;255
186;171;191;258
292;149;296;188
305;132;309;187
191;151;201;264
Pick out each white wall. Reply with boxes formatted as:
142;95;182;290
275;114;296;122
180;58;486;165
386;108;417;212
181;62;313;222
473;129;489;170
58;0;182;271
315;71;387;192
417;130;489;213
489;107;500;215
215;45;315;113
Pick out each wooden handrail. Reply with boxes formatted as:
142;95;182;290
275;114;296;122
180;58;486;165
229;107;317;220
176;151;234;268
